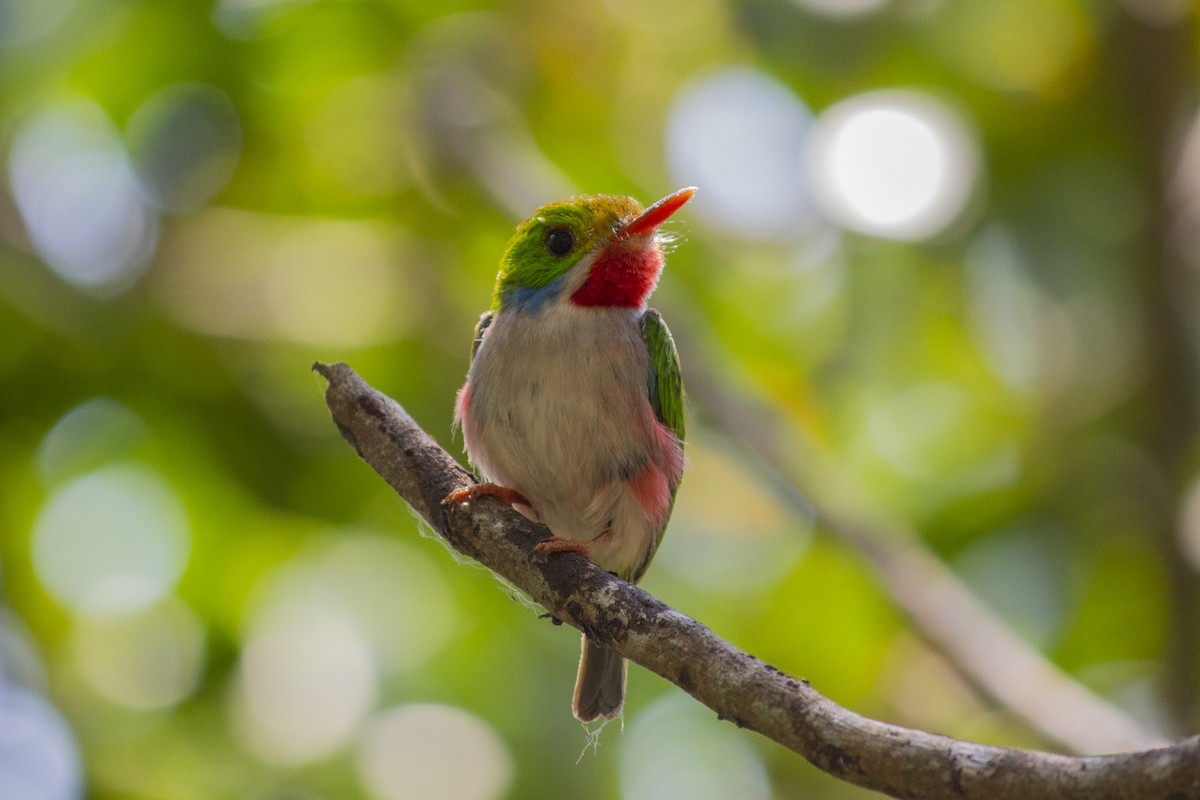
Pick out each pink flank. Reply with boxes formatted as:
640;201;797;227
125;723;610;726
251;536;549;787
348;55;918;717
629;461;670;522
454;382;471;430
629;416;685;524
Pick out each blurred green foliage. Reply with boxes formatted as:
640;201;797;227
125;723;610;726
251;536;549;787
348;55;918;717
2;0;1198;798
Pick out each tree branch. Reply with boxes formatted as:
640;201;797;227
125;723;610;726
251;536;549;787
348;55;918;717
314;361;1200;800
676;338;1167;754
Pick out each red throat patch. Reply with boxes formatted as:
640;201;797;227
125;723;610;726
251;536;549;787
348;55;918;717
571;246;662;308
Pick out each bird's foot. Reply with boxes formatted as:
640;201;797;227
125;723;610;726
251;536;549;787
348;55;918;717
444;482;530;508
534;536;595;557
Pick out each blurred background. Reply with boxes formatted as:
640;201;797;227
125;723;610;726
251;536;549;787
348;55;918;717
2;0;1199;797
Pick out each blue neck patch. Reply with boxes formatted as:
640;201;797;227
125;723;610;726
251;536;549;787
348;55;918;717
502;274;567;313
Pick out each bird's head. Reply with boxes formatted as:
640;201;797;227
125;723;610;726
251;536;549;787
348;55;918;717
492;187;695;312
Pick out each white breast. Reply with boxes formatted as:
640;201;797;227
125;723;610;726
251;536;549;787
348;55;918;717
462;303;661;561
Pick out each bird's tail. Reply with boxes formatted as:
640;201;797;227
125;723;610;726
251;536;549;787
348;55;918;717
573;635;626;722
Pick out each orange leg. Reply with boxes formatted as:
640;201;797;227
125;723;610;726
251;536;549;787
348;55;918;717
444;482;530;508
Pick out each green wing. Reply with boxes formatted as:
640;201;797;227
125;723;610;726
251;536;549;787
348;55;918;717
470;310;495;363
641;308;685;448
639;308;685;571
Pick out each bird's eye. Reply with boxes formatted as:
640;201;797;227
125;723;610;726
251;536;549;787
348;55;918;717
544;227;575;257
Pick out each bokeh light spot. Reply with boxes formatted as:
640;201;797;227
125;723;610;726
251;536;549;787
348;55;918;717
32;463;190;617
254;533;458;674
0;687;81;800
666;68;816;240
36;397;148;488
235;603;377;765
9;99;159;296
954;524;1071;647
807;91;979;240
0;611;47;692
210;0;308;38
157;210;418;348
621;693;769;800
867;382;974;480
126;83;242;214
863;382;1020;506
0;0;77;48
1179;472;1200;572
966;226;1049;393
793;0;887;17
356;704;512;800
263;221;403;347
71;596;206;710
232;533;459;766
1171;108;1200;258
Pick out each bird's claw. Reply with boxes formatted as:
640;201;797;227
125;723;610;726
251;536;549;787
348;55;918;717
534;536;594;557
443;482;530;508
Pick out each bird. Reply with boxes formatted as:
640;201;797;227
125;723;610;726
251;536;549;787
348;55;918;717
447;187;694;722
